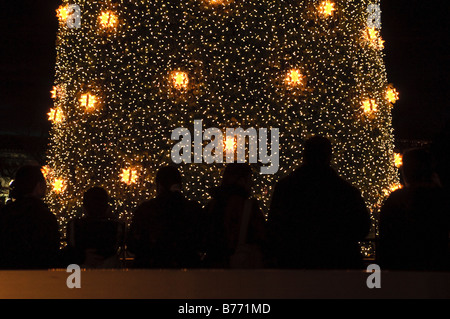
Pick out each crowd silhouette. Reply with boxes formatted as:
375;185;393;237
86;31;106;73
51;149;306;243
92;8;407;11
0;136;449;271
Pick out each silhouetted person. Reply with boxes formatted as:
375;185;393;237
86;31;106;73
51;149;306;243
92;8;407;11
127;166;205;268
204;163;266;268
432;121;450;189
379;148;450;271
0;165;60;269
267;136;371;269
65;187;125;268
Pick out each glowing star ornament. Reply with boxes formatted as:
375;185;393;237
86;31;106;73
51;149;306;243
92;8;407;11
394;152;403;168
41;166;51;179
56;4;80;29
56;5;70;23
364;27;385;50
224;136;236;152
386;86;399;104
48;107;64;124
362;99;378;115
120;168;139;185
390;183;403;192
382;183;403;197
171;71;189;90
80;93;98;111
52;178;66;193
99;11;118;29
51;86;66;100
285;69;304;87
318;1;336;17
51;87;58;99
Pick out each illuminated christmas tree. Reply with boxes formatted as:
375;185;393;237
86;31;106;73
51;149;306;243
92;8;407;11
46;0;400;244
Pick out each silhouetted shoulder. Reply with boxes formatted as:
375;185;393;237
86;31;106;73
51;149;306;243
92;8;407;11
134;198;159;215
381;187;406;204
1;197;56;222
272;168;306;192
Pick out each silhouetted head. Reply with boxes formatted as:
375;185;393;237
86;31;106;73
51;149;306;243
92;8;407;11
303;136;332;167
10;165;46;200
156;165;182;195
402;148;435;186
221;163;253;196
83;187;110;218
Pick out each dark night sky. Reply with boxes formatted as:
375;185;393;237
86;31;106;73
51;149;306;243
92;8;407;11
0;0;448;141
